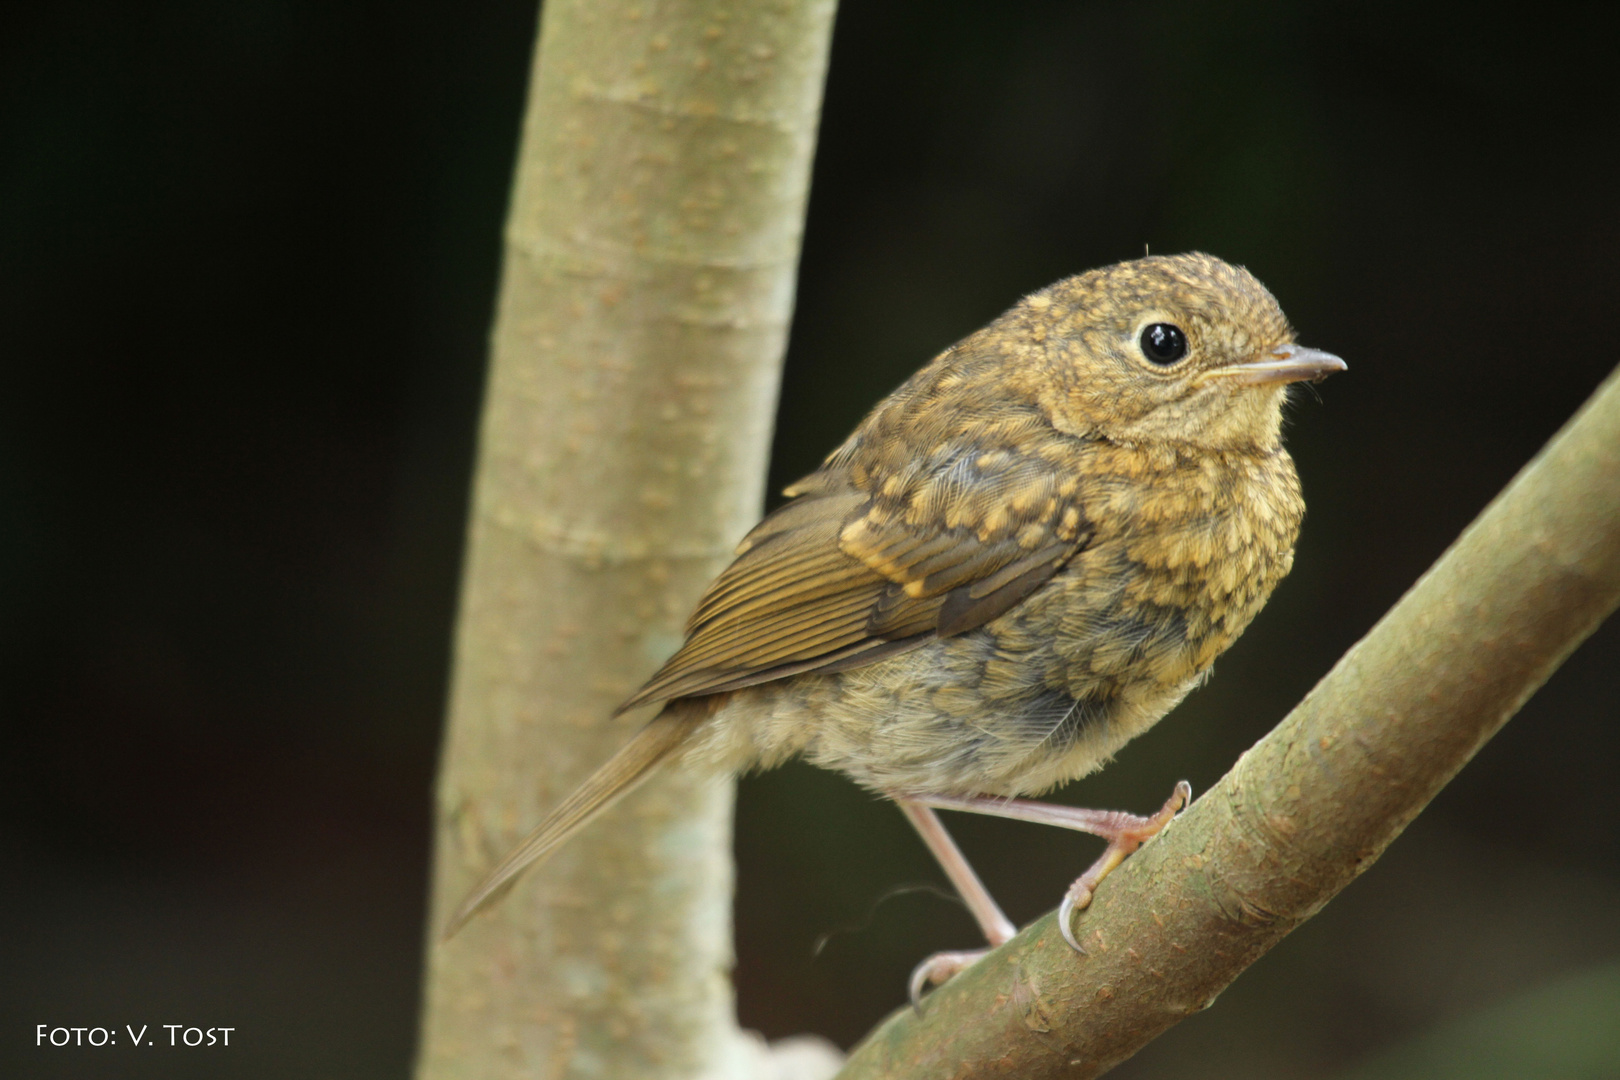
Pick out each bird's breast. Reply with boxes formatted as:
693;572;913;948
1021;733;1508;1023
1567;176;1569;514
1036;443;1304;691
913;443;1305;793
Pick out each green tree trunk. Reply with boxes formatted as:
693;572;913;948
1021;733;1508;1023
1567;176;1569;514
415;2;839;1077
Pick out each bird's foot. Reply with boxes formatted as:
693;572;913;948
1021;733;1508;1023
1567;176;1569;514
1057;780;1191;951
907;947;990;1009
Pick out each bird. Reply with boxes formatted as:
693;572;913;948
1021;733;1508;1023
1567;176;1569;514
442;252;1345;1000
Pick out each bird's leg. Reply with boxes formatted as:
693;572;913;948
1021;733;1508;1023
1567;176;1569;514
919;780;1191;953
894;798;1017;1006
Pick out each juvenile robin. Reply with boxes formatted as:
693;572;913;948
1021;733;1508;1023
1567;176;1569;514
444;252;1345;999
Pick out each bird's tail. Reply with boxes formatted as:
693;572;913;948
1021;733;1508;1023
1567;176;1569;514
441;704;706;939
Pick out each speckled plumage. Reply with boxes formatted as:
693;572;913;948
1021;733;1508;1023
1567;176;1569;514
676;255;1307;796
446;252;1341;938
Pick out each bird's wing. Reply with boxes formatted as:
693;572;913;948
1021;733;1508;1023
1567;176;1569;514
617;444;1092;711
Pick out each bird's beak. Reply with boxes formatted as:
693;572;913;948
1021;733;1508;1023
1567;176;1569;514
1214;344;1347;386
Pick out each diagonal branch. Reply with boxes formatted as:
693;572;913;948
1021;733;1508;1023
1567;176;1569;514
835;365;1620;1080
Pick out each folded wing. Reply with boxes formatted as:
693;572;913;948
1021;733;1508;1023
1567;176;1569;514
618;443;1093;711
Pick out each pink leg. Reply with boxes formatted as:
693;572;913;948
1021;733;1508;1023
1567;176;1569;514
919;781;1191;952
894;799;1017;1006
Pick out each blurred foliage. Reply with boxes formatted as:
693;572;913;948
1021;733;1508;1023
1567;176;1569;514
1333;962;1620;1080
1;0;1616;1077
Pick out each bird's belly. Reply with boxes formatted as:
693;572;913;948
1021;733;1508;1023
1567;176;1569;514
691;583;1214;798
783;631;1202;798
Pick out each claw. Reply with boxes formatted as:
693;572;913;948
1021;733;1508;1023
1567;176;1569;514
907;948;990;1010
1172;779;1193;812
907;960;933;1012
1058;891;1086;953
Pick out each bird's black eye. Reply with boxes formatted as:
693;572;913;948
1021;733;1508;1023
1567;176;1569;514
1139;323;1188;365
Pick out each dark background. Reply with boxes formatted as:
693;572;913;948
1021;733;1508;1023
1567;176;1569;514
4;1;1618;1077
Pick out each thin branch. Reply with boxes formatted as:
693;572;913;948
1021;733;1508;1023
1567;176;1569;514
835;366;1620;1080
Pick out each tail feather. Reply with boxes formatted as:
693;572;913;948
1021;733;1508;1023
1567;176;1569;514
442;707;703;938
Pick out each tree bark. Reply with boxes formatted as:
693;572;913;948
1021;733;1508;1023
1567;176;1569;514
415;2;838;1078
834;365;1620;1079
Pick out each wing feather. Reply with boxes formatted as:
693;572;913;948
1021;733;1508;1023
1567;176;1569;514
616;439;1094;713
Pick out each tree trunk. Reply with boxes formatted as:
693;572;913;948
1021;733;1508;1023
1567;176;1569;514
415;2;839;1077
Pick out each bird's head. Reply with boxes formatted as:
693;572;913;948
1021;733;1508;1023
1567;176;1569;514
1015;253;1345;451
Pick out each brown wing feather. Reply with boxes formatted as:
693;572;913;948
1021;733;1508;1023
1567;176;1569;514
617;438;1094;714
